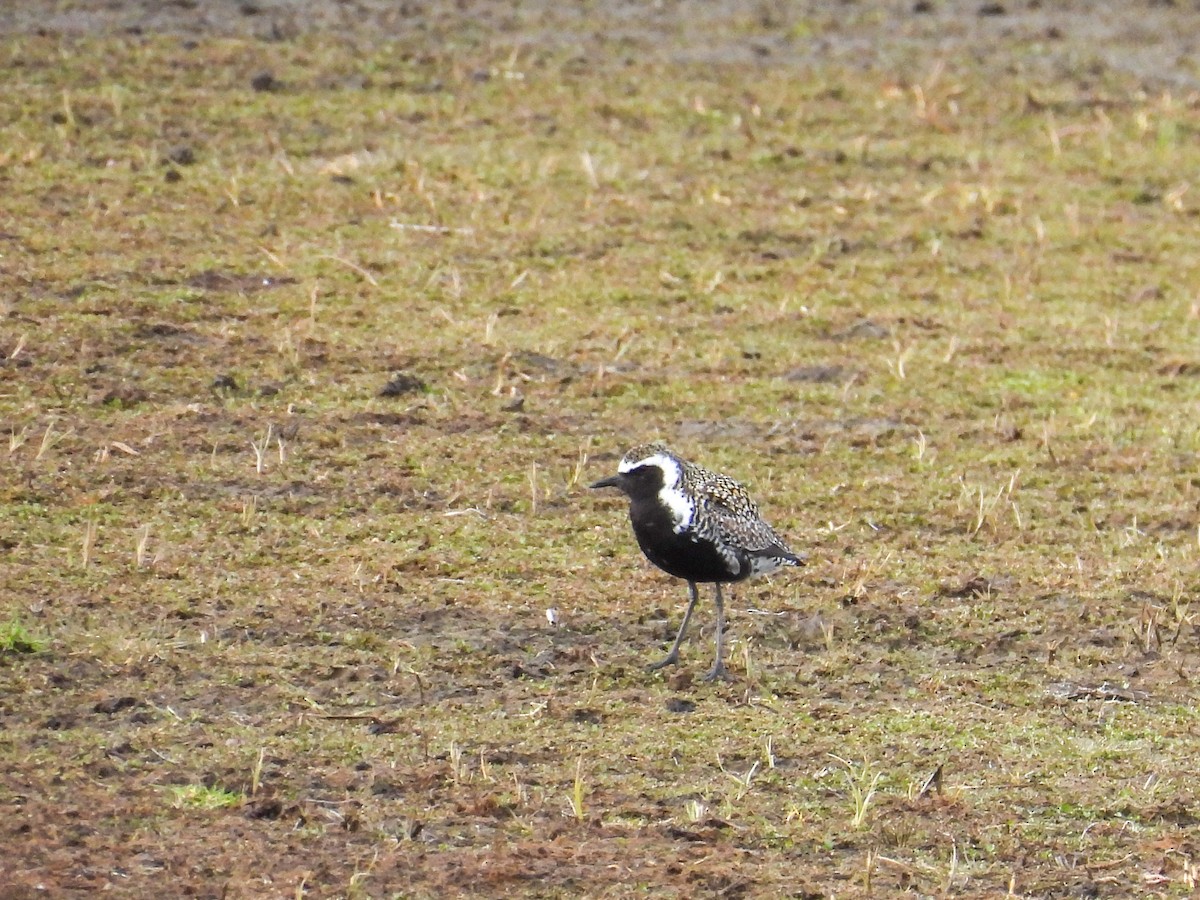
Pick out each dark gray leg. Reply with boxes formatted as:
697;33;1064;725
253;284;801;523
647;581;700;672
701;583;732;682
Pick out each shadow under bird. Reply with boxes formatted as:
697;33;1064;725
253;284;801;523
590;442;804;681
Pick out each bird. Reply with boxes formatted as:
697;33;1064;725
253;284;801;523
590;442;804;681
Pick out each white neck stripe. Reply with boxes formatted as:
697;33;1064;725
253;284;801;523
617;453;692;532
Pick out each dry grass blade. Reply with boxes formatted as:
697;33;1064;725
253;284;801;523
249;425;273;475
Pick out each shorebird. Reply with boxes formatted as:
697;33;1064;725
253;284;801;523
590;443;804;680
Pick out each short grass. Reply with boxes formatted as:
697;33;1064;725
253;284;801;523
3;10;1200;898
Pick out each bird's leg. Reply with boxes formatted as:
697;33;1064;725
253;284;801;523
647;581;699;672
701;583;732;682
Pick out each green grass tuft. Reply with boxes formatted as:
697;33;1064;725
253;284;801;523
167;785;244;811
0;619;46;654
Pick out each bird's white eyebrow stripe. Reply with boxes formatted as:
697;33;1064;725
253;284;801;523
618;452;679;484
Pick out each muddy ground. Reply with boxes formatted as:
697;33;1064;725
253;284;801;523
4;1;1200;898
3;0;1200;85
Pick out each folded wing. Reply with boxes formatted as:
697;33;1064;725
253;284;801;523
695;474;804;565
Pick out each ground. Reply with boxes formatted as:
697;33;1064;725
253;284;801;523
3;1;1200;897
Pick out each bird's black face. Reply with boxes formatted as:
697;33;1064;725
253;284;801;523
589;462;666;500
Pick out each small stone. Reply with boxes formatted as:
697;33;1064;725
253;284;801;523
166;145;196;166
665;698;696;714
379;372;426;397
250;72;280;92
94;696;138;715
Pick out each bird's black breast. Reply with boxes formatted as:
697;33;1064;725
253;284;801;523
628;498;745;583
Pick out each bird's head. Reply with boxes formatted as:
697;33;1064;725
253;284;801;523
589;442;682;499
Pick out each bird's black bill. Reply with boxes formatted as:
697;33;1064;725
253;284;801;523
589;475;623;490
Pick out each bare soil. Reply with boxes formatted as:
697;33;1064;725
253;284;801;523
4;1;1200;898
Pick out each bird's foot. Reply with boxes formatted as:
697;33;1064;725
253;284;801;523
700;663;733;683
646;652;680;673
